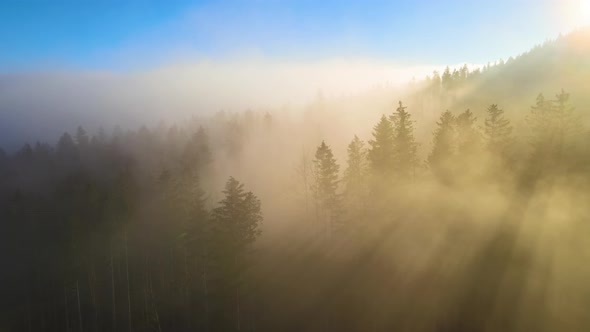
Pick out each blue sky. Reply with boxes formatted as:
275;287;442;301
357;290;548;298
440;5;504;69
0;0;581;71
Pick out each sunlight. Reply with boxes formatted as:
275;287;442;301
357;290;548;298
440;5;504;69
579;0;590;26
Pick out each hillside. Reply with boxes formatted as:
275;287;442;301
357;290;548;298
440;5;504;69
412;27;590;122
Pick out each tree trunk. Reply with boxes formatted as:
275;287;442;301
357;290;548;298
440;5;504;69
184;245;191;330
26;292;32;332
65;284;70;332
76;280;83;332
202;251;210;332
148;274;162;332
124;229;132;332
236;285;241;332
235;255;241;332
111;239;117;332
88;264;98;332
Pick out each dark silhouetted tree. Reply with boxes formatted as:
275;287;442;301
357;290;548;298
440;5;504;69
210;177;262;331
76;126;89;148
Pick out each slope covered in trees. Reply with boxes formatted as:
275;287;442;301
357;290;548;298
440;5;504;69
413;27;590;123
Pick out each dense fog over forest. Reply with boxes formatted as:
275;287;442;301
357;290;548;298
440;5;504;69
2;1;590;331
0;60;440;150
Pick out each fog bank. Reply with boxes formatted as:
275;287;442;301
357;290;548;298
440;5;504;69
0;58;443;149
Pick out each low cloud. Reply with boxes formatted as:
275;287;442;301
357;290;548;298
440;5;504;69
0;58;445;149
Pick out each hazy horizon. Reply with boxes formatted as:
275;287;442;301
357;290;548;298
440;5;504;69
2;0;589;148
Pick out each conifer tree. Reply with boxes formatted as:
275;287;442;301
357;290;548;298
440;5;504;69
455;109;480;156
182;174;211;330
428;111;456;181
459;64;469;80
16;143;33;162
367;115;395;176
210;177;262;331
442;66;452;90
182;126;213;172
390;101;419;179
212;177;262;254
430;71;442;96
57;132;78;162
344;136;367;195
313;141;341;237
550;90;581;156
484;104;512;155
451;69;460;88
527;90;581;169
527;93;553;153
75;126;89;147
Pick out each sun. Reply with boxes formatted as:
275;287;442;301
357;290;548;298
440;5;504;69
579;0;590;26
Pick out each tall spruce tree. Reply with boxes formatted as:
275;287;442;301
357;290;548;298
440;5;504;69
455;109;480;157
313;141;341;238
527;93;552;154
484;104;512;155
210;177;262;331
550;90;581;156
182;126;213;172
75;126;89;148
428;111;456;181
390;101;419;179
343;135;367;195
527;90;581;171
368;115;395;177
442;66;452;90
343;136;368;218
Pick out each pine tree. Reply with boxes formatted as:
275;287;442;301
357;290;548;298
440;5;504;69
180;173;210;330
459;64;469;81
16;143;33;162
75;126;89;147
96;127;107;144
550;90;581;156
431;71;442;96
313;141;341;237
342;136;369;232
212;177;262;250
442;66;452;90
344;136;367;194
451;69;460;88
527;90;581;170
484;104;512;155
428;111;456;181
210;177;262;331
182;126;213;172
455;109;480;157
390;101;419;179
367;115;395;177
527;93;552;153
57;132;78;162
